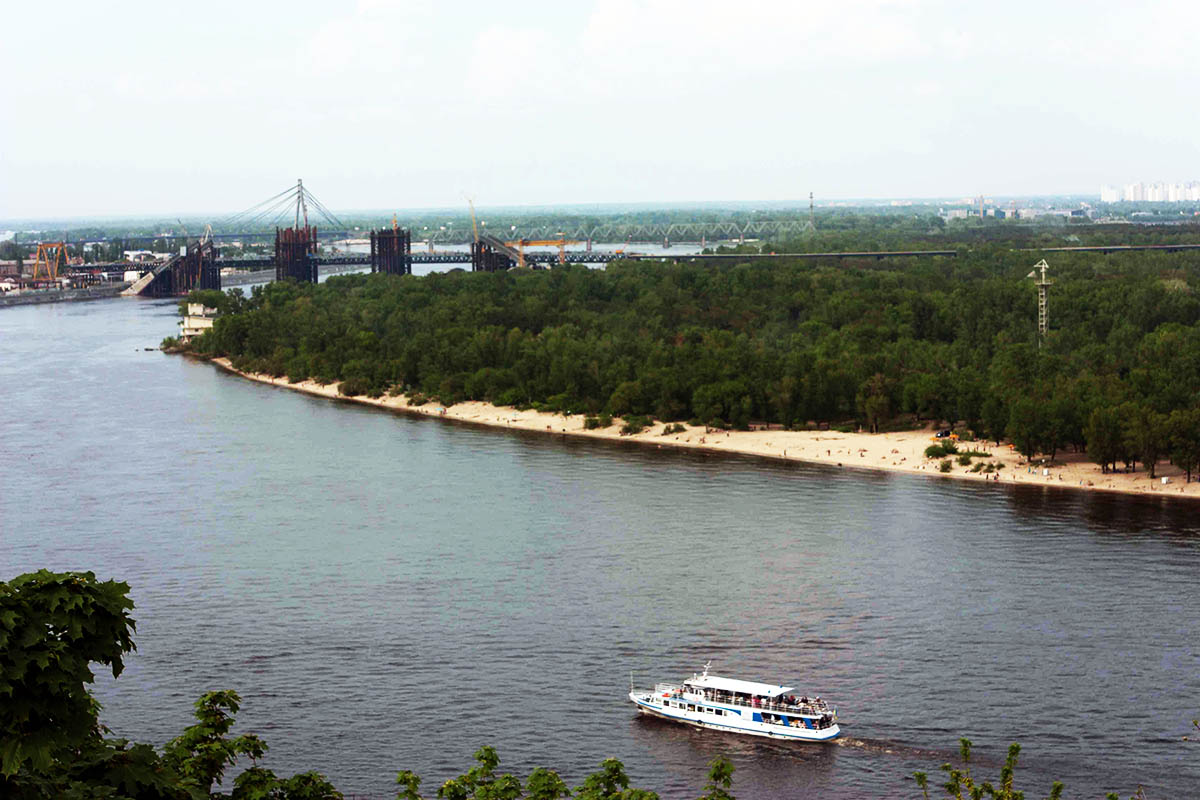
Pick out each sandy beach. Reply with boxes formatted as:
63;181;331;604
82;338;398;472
208;357;1200;500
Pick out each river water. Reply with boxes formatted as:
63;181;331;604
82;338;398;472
1;296;1198;799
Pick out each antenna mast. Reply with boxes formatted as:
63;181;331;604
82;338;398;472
1027;259;1052;345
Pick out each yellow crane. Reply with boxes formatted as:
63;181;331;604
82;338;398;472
32;242;68;281
504;238;581;267
466;196;480;245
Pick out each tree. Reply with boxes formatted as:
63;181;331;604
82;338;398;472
914;738;1062;800
698;757;735;800
1086;406;1124;474
0;569;136;776
163;691;268;796
857;373;890;434
1123;403;1169;478
0;570;341;800
574;758;658;800
1167;407;1200;482
980;392;1008;446
1007;395;1050;460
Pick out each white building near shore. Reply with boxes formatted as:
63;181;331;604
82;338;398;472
179;303;217;342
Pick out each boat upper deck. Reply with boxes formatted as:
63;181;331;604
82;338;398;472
654;679;834;719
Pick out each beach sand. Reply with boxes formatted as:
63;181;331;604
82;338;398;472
208;357;1200;500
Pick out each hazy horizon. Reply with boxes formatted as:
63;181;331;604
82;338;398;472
3;1;1198;218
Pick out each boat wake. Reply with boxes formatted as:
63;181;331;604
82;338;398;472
832;735;973;764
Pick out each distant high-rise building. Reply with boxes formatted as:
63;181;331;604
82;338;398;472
1107;180;1200;202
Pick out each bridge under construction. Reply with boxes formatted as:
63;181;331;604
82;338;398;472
15;180;972;298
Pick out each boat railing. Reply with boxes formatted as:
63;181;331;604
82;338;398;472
660;689;834;718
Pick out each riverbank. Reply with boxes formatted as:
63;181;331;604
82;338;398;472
206;357;1200;499
0;282;130;308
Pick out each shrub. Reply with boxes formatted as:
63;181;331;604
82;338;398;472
957;453;973;466
545;392;571;413
688;417;704;427
584;415;601;430
661;422;686;435
970;462;985;473
620;415;651;435
338;377;370;397
938;459;952;473
497;387;524;407
408;392;428;406
598;413;613;428
926;441;962;459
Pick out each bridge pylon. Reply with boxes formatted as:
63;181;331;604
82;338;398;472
370;228;412;275
275;226;319;283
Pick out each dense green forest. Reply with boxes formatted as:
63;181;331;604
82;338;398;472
181;243;1200;477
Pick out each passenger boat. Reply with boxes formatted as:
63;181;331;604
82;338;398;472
628;662;840;741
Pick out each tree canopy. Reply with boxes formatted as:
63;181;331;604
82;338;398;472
183;242;1200;476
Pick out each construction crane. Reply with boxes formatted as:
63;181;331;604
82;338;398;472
32;242;68;281
466;196;480;245
504;238;581;267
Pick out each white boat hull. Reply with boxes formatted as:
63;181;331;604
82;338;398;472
629;691;840;742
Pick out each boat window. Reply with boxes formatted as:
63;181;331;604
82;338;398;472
687;704;695;712
713;708;723;716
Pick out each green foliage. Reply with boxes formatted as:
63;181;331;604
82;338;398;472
698;757;735;800
164;691;267;795
916;739;1063;800
584;413;617;430
179;288;246;317
0;570;136;777
0;571;340;800
338;378;370;397
956;453;973;466
390;748;647;800
938;459;952;473
620;416;651;435
660;423;686;435
182;249;1200;479
925;442;960;459
573;757;658;800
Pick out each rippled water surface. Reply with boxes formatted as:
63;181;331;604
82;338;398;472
2;297;1199;799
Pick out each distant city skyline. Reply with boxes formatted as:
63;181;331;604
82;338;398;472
1100;182;1200;203
3;1;1199;218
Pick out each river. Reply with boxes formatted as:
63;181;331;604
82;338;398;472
1;295;1197;799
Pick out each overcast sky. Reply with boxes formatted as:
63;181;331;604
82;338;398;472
2;0;1198;218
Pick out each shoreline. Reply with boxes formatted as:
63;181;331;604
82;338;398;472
202;356;1200;501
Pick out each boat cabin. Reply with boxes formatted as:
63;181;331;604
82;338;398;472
652;674;836;729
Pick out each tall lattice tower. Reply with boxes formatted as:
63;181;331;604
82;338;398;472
1027;259;1052;343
